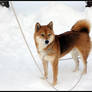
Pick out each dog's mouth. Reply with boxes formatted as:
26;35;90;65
44;36;55;46
36;36;54;48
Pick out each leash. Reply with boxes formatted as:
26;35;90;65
68;74;83;91
10;1;83;91
60;57;83;91
10;1;58;91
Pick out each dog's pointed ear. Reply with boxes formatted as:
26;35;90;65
35;22;41;32
47;21;53;30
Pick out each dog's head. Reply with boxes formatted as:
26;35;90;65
35;21;55;47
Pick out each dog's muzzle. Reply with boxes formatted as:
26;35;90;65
45;40;49;44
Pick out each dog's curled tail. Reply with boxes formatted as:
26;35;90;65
71;19;90;33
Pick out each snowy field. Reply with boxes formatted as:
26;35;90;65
0;1;92;91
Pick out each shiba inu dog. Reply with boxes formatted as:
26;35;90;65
34;20;91;86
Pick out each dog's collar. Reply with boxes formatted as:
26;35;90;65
46;41;56;54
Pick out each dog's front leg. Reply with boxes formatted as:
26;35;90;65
42;60;48;80
52;59;58;86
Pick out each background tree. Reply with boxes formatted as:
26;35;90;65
86;1;92;7
0;1;10;8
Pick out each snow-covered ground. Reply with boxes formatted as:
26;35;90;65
0;1;92;91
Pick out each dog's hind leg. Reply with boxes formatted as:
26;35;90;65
78;47;90;75
71;48;79;72
80;53;88;75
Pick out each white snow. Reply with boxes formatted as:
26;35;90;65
0;1;92;91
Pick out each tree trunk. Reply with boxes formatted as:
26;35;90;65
86;1;92;7
0;1;10;8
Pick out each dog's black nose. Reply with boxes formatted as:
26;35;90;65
45;40;49;44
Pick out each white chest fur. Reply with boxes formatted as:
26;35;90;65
39;51;55;63
36;36;55;63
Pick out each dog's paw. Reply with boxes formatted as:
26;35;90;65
73;67;79;72
40;76;48;80
81;70;87;75
51;82;57;86
73;69;79;72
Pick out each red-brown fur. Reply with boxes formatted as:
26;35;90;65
34;20;91;86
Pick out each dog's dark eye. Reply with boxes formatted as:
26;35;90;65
48;34;51;36
41;34;44;37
